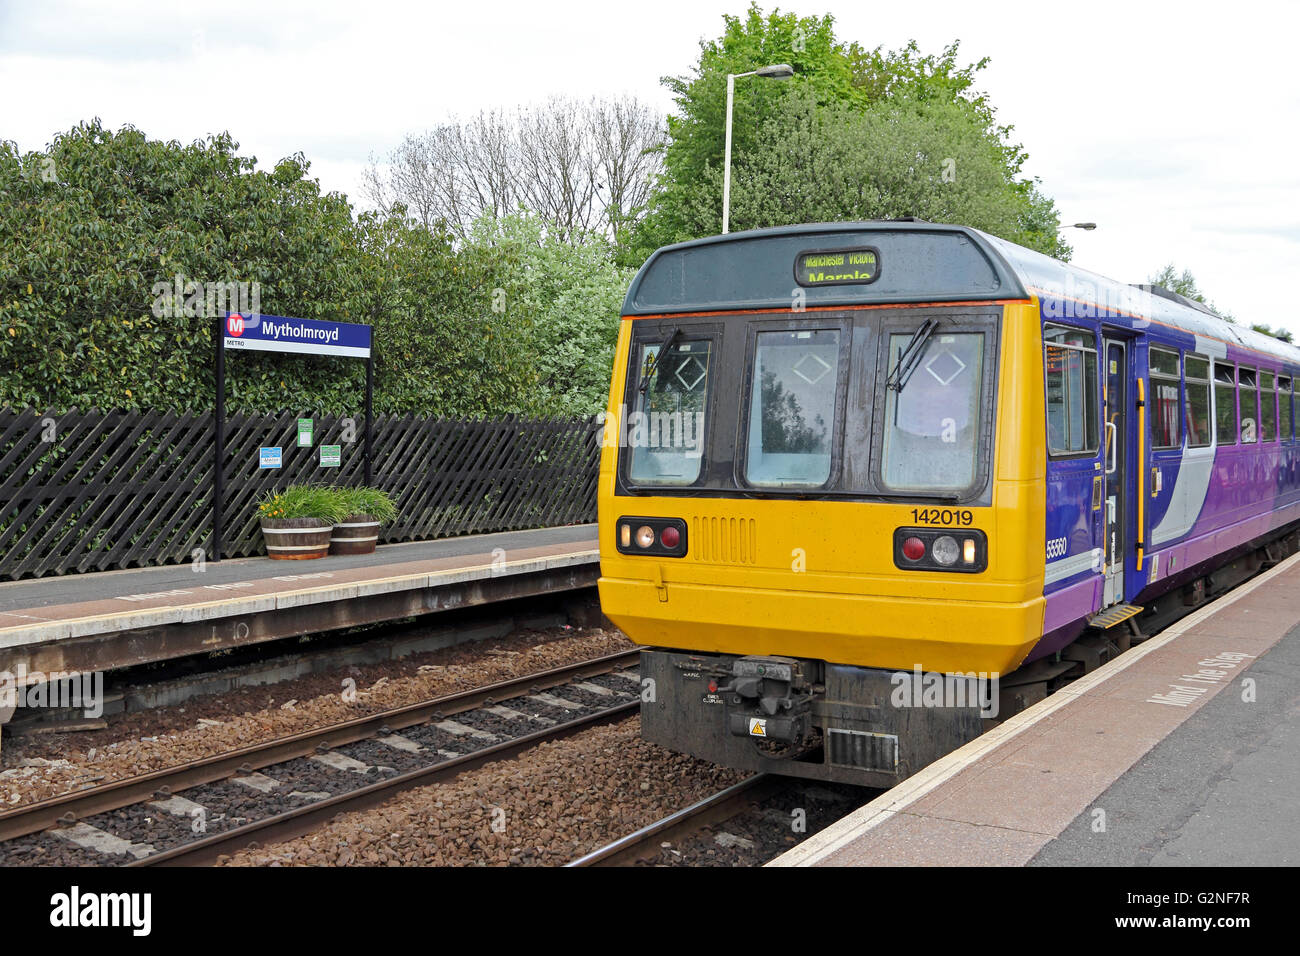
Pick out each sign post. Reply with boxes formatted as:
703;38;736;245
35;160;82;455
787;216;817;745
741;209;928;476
214;314;374;562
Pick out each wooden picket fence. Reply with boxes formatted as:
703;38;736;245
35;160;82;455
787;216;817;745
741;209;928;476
0;406;601;581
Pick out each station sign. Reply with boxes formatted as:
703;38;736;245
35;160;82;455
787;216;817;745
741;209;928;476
224;313;371;359
259;447;283;469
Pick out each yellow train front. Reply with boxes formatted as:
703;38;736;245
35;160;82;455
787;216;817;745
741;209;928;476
598;222;1047;787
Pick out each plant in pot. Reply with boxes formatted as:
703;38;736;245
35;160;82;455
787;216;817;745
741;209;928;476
257;485;348;560
330;486;397;555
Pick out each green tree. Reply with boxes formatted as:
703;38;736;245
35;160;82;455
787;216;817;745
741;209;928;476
627;4;1066;264
1;121;372;412
676;87;1064;252
1249;323;1293;344
1148;264;1235;323
1;122;628;417
458;213;633;415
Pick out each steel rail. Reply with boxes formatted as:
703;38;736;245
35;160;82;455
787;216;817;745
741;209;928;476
566;775;777;867
132;699;639;867
0;649;640;845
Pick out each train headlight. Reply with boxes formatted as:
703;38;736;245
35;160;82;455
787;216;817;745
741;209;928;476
963;538;977;564
931;536;959;566
615;516;688;557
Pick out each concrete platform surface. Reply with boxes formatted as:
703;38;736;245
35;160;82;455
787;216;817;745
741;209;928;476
0;525;597;648
770;550;1300;867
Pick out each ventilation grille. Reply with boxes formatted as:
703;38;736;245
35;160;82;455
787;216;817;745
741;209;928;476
690;516;757;564
827;728;899;773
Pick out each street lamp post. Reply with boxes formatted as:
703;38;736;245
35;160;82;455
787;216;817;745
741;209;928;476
723;63;794;234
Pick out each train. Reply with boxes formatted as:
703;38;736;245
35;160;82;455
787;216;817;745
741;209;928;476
596;221;1300;787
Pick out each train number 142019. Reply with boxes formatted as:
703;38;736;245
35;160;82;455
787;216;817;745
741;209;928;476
910;508;974;526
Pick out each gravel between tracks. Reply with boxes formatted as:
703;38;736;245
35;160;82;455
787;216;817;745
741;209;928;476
0;625;634;809
219;716;746;866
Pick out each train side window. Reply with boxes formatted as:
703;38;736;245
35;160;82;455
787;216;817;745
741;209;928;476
1261;371;1276;442
1150;347;1181;449
743;328;840;488
1281;376;1294;442
1043;325;1099;456
1213;362;1237;446
1239;367;1258;443
1184;355;1212;447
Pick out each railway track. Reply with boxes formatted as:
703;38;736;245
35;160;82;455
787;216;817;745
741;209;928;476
569;776;870;867
567;776;775;866
0;649;641;867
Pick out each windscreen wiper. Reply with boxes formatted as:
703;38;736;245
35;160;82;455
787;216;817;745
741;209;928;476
885;318;939;393
638;326;681;395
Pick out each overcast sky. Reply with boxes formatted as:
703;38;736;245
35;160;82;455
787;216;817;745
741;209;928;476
3;0;1297;333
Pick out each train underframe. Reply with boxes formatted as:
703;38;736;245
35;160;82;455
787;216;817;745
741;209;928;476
641;521;1300;788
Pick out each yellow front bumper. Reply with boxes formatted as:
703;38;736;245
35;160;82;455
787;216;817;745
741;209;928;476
599;576;1044;675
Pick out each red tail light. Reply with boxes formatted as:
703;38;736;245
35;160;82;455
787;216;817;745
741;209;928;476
894;527;987;572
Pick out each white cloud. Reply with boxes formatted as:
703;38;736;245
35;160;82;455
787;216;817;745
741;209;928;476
3;0;1297;333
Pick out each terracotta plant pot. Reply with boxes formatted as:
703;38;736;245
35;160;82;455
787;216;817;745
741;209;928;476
261;517;333;560
330;513;380;555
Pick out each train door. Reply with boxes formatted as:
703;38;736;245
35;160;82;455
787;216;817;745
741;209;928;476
1102;337;1128;606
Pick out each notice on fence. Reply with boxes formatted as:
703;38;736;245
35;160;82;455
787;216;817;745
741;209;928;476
259;447;283;469
297;418;313;447
320;445;341;468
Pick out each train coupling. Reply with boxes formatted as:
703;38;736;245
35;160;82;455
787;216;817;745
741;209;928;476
718;656;814;743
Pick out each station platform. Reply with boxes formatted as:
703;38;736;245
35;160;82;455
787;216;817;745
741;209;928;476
0;525;597;688
771;551;1300;867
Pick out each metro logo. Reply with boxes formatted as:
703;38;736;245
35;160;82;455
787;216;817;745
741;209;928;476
227;313;244;337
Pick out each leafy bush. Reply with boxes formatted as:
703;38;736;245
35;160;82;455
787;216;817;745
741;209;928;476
1;123;630;418
257;485;349;524
336;486;398;523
